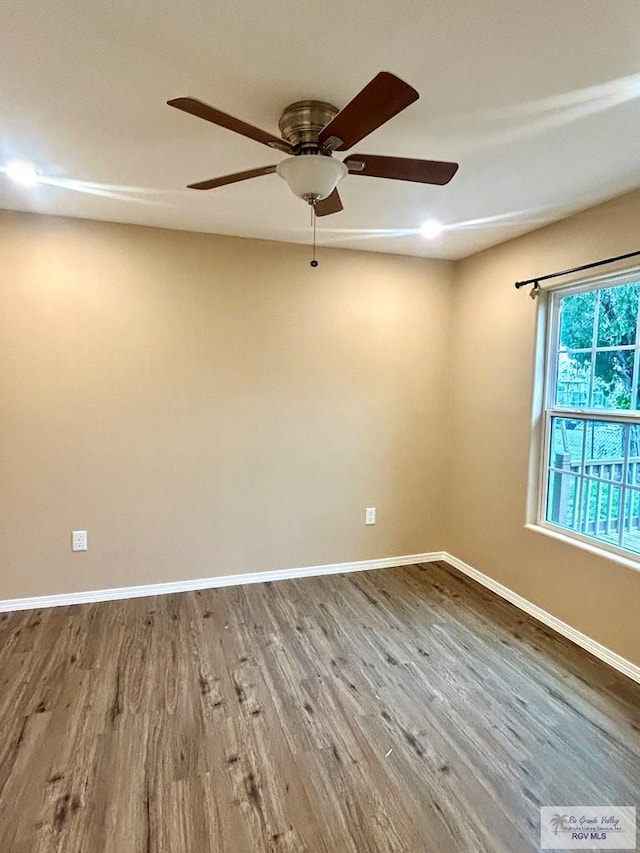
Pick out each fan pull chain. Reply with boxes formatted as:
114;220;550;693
310;203;318;268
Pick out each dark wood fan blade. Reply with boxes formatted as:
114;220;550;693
318;72;419;152
315;188;343;216
345;154;458;185
187;165;277;190
168;97;292;153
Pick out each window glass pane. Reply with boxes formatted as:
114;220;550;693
596;282;640;347
583;420;625;482
627;425;640;485
559;290;595;350
555;352;591;407
634;367;640;415
546;471;579;530
622;488;640;554
580;479;621;546
549;417;583;472
592;350;633;409
546;279;640;560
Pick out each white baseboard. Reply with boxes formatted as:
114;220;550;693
0;551;446;614
2;548;638;686
442;552;640;685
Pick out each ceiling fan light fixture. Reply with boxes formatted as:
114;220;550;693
276;155;347;203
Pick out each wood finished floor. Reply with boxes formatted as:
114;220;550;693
0;561;638;852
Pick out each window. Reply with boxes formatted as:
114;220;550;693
540;274;640;559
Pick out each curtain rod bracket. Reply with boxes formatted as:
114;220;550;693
529;280;540;300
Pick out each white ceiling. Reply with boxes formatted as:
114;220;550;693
1;0;639;260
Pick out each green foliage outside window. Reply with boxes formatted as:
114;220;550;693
558;282;640;409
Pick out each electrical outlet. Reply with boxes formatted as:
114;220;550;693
365;507;376;525
71;530;87;552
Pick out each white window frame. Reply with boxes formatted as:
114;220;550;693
537;266;640;563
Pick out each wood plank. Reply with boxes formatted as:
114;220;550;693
0;561;638;851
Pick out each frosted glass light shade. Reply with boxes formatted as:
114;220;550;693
276;155;347;202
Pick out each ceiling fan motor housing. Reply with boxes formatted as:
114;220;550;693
278;101;339;153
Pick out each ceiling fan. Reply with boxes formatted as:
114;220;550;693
167;71;458;217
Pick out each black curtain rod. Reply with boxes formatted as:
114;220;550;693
514;248;640;290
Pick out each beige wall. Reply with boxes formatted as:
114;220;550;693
447;189;640;665
1;210;454;598
3;194;640;666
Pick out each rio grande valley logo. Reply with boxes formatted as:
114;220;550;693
540;806;636;850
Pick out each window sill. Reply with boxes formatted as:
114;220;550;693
524;522;640;575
